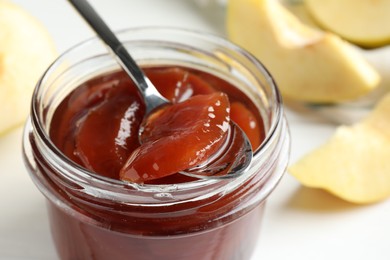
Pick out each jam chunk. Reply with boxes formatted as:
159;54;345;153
120;92;231;183
75;85;144;179
230;102;263;149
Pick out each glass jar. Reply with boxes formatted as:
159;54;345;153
23;27;290;260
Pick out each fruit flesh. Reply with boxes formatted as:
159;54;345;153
289;94;390;204
0;1;56;135
226;0;380;103
305;0;390;48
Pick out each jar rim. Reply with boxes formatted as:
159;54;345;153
30;26;285;197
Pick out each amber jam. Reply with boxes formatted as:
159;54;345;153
50;67;265;183
23;28;290;260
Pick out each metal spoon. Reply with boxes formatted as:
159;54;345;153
67;0;253;179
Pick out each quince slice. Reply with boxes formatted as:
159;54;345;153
0;1;56;135
305;0;390;48
226;0;380;103
289;94;390;204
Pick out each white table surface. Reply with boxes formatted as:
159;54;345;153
1;0;390;259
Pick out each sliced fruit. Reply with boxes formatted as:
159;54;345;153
305;0;390;48
289;94;390;204
281;1;319;29
0;0;56;135
120;92;230;183
226;0;380;103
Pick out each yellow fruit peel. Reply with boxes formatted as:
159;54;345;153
0;0;57;135
226;0;380;103
289;94;390;204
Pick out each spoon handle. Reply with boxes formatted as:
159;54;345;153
67;0;168;113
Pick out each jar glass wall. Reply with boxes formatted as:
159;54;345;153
23;27;290;260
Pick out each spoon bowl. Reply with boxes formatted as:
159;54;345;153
181;122;253;179
68;0;253;179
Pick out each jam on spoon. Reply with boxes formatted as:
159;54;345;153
119;92;230;182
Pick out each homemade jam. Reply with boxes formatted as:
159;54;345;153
50;67;264;183
23;28;290;260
